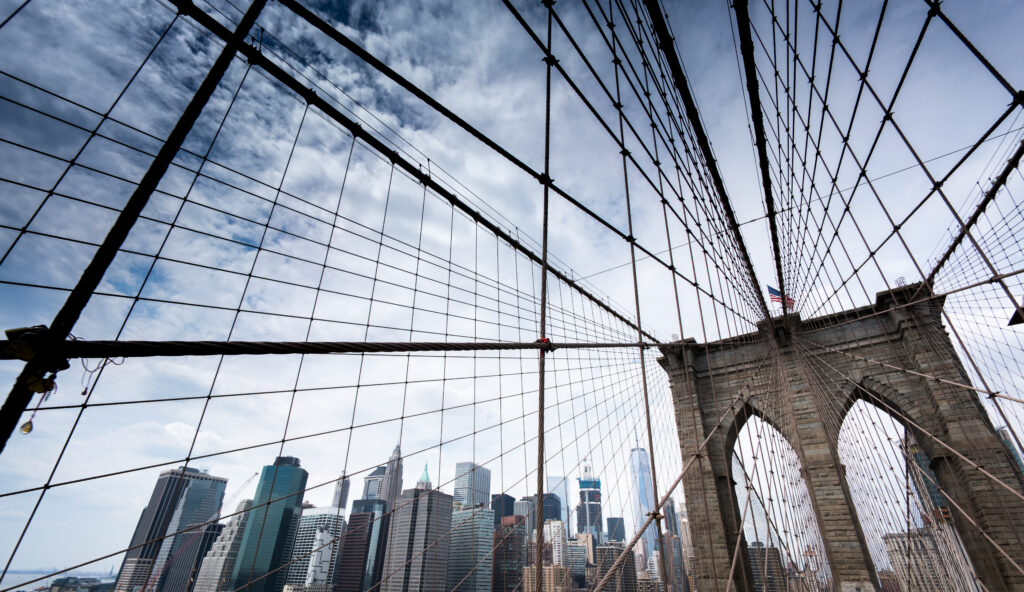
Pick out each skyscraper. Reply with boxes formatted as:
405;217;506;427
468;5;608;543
230;456;309;592
286;507;345;589
605;517;625;543
542;520;568;566
159;522;223;592
903;437;951;523
446;505;494;592
362;466;387;500
303;526;334;589
663;498;681;537
114;467;227;592
334;498;388;592
332;477;351;510
493;515;527;592
151;471;228;592
595;545;638;592
514;498;535;538
490;493;515;528
629;446;657;559
665;533;689;592
193;499;253;592
576;461;601;544
546;476;572;538
566;541;587;589
523;494;561;523
748;542;785;592
453;462;491;508
379;465;453;592
380;444;404;511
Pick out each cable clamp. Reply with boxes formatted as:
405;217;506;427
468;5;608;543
534;338;555;353
5;325;70;384
646;510;664;521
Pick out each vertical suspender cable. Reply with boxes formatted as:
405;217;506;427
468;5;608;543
534;3;556;590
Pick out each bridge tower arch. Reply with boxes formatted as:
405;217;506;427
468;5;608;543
659;284;1024;591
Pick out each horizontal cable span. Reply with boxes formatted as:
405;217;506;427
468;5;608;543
0;338;686;359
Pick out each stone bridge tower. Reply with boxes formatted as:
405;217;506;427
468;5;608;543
658;284;1024;592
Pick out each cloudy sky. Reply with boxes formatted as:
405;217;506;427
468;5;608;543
0;0;1023;588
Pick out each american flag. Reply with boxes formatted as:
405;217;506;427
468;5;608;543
768;285;795;310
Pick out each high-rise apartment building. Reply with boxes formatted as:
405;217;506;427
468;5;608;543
379;466;453;592
493;515;527;592
490;493;515;528
629;446;658;560
193;499;253;592
334;498;388;592
576;462;601;544
285;507;345;588
230;456;308;592
114;467;227;592
453;462;491;508
446;505;494;592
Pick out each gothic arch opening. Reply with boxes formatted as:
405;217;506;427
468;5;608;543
838;399;983;591
731;414;834;591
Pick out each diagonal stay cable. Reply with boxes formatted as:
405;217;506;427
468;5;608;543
731;0;788;316
159;0;661;348
640;0;771;321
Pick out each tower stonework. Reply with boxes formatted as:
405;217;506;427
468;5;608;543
659;285;1024;592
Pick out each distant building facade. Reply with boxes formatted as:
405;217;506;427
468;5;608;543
493;515;527;592
114;467;227;592
606;517;625;543
747;542;785;592
285;507;345;588
193;499;253;592
491;493;515;528
453;462;491;508
334;498;388;592
522;565;570;592
595;545;638;592
576;461;602;544
229;456;308;592
379;466;453;592
629;446;657;560
446;505;494;592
